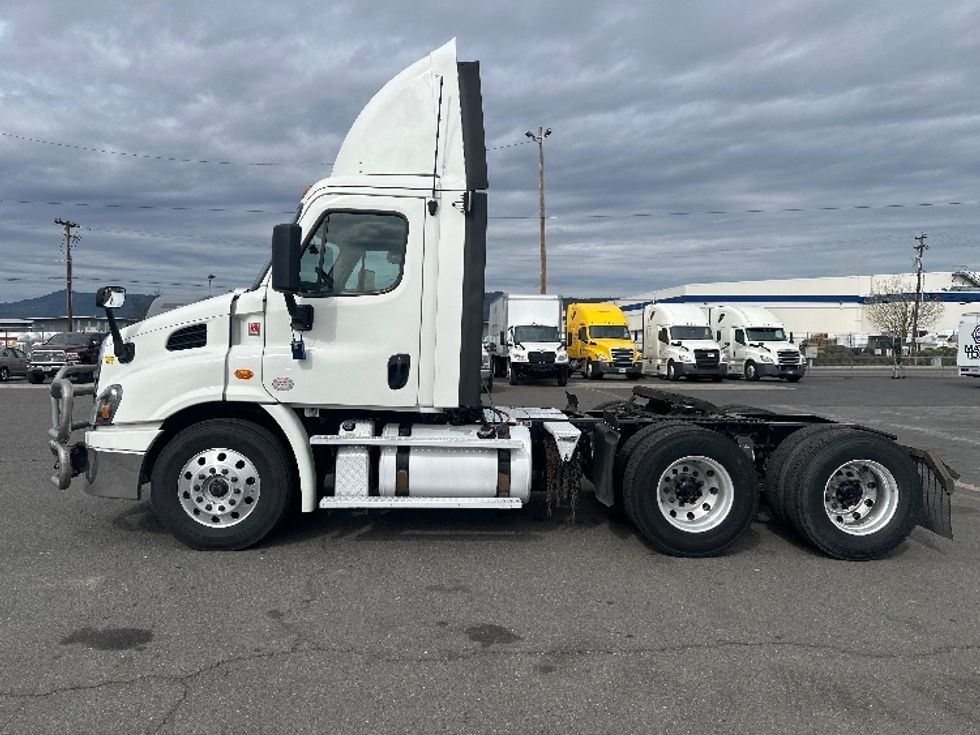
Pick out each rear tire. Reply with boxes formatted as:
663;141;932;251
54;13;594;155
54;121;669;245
783;429;920;560
764;424;844;524
0;366;8;382
151;419;292;550
622;426;758;557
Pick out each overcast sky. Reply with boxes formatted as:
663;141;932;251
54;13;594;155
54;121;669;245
2;1;979;303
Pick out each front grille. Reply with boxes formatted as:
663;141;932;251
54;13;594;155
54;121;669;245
694;349;720;368
528;351;556;364
777;350;800;365
166;324;208;351
31;351;65;363
610;348;634;367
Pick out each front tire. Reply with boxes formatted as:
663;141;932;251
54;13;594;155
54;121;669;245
27;372;45;384
622;426;758;557
587;360;603;380
508;362;519;385
744;361;760;381
666;361;679;381
556;370;568;387
151;419;292;550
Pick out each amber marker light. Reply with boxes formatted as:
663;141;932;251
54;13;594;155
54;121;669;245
234;369;255;380
98;403;112;421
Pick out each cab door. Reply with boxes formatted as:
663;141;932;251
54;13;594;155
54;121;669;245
262;194;426;408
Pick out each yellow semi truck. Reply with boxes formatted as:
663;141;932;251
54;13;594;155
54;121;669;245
565;302;642;379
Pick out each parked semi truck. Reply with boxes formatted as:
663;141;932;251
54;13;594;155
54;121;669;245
957;312;980;378
565;302;642;379
47;42;953;560
711;304;807;382
641;303;727;381
487;293;568;385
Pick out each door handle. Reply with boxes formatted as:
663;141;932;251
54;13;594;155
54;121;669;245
388;354;410;390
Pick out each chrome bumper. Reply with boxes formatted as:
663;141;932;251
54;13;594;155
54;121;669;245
48;364;144;498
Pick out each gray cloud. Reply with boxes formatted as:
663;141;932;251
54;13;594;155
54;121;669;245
2;0;979;303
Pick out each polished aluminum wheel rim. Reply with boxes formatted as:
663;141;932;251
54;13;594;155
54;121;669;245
823;459;898;536
177;448;260;528
657;455;735;532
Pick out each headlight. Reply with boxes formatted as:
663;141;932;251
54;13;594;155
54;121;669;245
760;354;774;363
597;354;608;362
65;351;81;364
678;353;694;363
93;384;123;425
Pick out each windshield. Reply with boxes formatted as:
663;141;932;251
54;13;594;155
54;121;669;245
745;327;787;342
590;325;630;340
44;333;93;346
514;325;560;343
670;326;712;341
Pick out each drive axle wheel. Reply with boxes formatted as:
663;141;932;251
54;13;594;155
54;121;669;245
151;419;291;550
622;426;757;557
783;428;920;560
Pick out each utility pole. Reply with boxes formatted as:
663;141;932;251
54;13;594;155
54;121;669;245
910;232;928;358
208;274;216;294
54;219;81;331
525;127;551;293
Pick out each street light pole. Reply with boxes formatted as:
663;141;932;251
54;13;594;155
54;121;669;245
525;127;551;294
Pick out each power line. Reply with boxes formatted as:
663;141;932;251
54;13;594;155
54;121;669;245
3;196;979;221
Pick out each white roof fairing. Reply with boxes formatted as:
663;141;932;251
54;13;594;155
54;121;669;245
329;40;467;191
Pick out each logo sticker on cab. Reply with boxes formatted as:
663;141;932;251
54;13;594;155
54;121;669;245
248;322;261;336
271;376;294;391
104;355;116;365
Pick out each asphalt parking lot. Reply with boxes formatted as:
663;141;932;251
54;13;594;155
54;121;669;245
1;369;979;734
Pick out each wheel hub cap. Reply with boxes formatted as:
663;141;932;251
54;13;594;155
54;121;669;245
657;456;735;533
823;460;899;536
177;448;261;528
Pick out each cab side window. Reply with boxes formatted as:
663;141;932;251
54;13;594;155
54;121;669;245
735;329;745;345
578;327;587;342
298;211;408;296
658;327;668;344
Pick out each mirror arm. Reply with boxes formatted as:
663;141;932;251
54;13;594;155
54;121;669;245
284;294;314;331
104;308;135;363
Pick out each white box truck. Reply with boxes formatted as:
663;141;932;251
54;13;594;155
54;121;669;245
487;294;569;385
710;305;807;382
640;303;727;381
957;313;980;378
44;41;952;561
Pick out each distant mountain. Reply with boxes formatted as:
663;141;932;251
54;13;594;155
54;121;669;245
0;290;157;320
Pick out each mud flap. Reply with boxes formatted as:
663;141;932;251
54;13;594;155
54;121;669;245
904;446;957;539
590;423;620;507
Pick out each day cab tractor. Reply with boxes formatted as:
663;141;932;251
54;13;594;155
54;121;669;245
46;41;954;560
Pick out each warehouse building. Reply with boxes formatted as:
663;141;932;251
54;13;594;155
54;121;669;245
619;269;980;342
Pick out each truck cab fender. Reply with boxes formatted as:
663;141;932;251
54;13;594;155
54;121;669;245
260;403;317;512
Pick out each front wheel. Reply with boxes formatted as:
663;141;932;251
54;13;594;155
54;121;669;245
556;370;568;387
27;372;45;384
785;375;803;383
622;426;758;557
508;362;519;385
151;419;292;550
587;360;603;380
744;362;760;381
665;361;679;381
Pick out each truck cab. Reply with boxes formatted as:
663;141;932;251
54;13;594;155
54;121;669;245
565;302;641;380
711;304;806;382
641;303;726;381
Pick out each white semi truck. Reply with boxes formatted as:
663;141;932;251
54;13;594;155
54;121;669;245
710;304;807;382
46;41;953;561
487;294;569;386
957;312;980;378
641;303;727;381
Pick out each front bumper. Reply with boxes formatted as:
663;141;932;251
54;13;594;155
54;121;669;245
756;363;807;378
48;365;146;498
594;361;642;377
513;361;568;375
673;363;728;378
960;366;980;378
